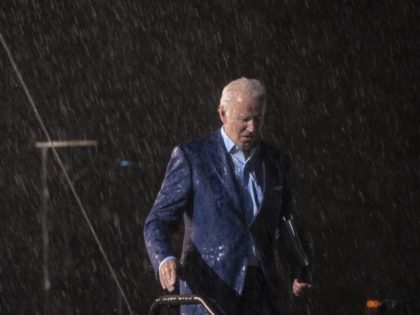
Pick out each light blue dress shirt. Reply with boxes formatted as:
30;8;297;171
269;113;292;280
221;127;264;266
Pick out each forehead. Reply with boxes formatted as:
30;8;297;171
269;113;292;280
230;94;265;114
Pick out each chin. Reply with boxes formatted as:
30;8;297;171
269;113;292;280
241;142;254;150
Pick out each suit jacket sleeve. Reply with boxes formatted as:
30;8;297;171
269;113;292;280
281;154;295;218
278;155;312;281
143;146;192;273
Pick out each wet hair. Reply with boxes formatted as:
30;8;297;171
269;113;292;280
219;77;266;112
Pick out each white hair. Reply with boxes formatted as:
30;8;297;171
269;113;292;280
219;77;266;112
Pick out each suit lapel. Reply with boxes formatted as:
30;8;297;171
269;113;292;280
261;144;277;199
252;143;281;223
207;131;242;212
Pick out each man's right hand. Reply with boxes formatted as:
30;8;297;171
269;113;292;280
159;258;178;292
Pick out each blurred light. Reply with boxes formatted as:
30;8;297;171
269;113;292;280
366;300;380;309
117;159;131;167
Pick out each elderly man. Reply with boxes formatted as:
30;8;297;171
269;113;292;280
144;78;311;314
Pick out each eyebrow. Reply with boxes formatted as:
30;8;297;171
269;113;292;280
236;114;264;119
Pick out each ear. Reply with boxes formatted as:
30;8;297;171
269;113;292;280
218;106;227;124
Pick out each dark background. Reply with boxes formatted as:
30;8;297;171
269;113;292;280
1;0;419;314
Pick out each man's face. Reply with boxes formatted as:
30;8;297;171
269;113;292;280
219;94;265;151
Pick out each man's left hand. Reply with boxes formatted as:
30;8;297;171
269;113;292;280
292;278;313;297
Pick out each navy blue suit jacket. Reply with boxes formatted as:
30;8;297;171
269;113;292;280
144;130;298;313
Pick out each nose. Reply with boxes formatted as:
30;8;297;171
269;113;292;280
247;119;257;134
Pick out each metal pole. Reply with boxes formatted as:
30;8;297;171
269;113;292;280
40;147;50;315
